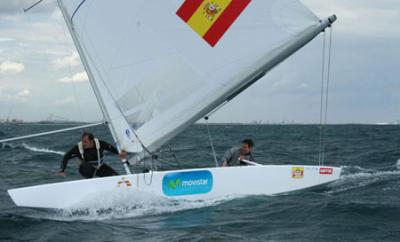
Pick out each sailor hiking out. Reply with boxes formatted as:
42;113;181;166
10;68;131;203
221;139;255;167
59;132;127;178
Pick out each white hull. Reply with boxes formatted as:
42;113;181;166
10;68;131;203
8;165;341;209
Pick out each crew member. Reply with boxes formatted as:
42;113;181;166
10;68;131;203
58;131;127;178
221;139;255;167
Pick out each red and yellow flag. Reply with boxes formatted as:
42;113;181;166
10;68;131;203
177;0;251;47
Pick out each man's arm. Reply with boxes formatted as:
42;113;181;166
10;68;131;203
99;140;119;154
59;145;79;176
249;154;255;161
221;152;230;167
99;140;127;159
221;147;237;167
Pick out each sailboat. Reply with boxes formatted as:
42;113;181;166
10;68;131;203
4;0;341;209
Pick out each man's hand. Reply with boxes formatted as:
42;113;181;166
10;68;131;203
119;150;128;159
58;171;66;177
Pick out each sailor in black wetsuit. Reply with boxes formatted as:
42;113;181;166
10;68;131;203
58;131;127;178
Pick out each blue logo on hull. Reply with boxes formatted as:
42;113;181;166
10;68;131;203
162;170;213;196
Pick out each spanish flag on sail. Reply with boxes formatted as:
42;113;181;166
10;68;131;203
177;0;251;47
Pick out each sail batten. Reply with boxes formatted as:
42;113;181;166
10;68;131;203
57;0;335;157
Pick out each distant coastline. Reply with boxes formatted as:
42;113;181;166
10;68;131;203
1;120;399;126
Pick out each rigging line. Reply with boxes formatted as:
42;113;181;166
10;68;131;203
205;117;219;167
325;27;334;125
77;25;154;157
74;24;121;107
59;13;85;122
23;0;45;12
71;0;88;22
322;26;334;166
71;17;153;157
57;1;132;173
124;123;157;165
60;9;109;129
68;67;85;122
80;32;154;133
0;122;105;143
152;145;177;165
19;0;38;49
318;31;327;167
70;27;120;135
167;145;178;163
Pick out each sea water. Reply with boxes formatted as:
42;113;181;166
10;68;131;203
0;124;399;241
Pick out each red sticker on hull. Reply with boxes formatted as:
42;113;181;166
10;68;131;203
319;167;333;175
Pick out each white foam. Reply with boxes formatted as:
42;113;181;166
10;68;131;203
38;190;238;221
326;166;400;195
1;142;16;149
22;143;64;156
341;165;373;173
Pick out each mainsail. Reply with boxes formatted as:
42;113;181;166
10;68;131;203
57;0;334;156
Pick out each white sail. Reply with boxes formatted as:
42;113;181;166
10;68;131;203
57;0;331;155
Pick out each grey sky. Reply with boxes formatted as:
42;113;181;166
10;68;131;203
0;0;399;124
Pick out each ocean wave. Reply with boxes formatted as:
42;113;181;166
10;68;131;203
340;165;374;173
34;191;239;221
341;170;400;181
1;142;16;149
1;142;65;156
21;143;64;156
326;164;400;194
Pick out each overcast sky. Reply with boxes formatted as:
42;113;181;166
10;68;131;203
0;0;399;124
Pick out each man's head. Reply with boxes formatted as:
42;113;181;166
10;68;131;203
240;138;254;155
81;131;95;149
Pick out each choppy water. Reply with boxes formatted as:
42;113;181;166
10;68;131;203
0;124;399;241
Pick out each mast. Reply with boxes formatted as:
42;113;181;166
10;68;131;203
57;0;131;174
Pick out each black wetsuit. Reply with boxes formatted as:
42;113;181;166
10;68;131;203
60;140;119;178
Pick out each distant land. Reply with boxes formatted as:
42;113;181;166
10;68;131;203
1;119;399;126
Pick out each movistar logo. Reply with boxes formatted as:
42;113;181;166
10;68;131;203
167;178;210;189
162;170;213;196
182;179;209;186
168;178;181;189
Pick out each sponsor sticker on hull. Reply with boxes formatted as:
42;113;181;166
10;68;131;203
162;170;213;196
117;177;132;188
319;167;333;175
292;167;304;179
